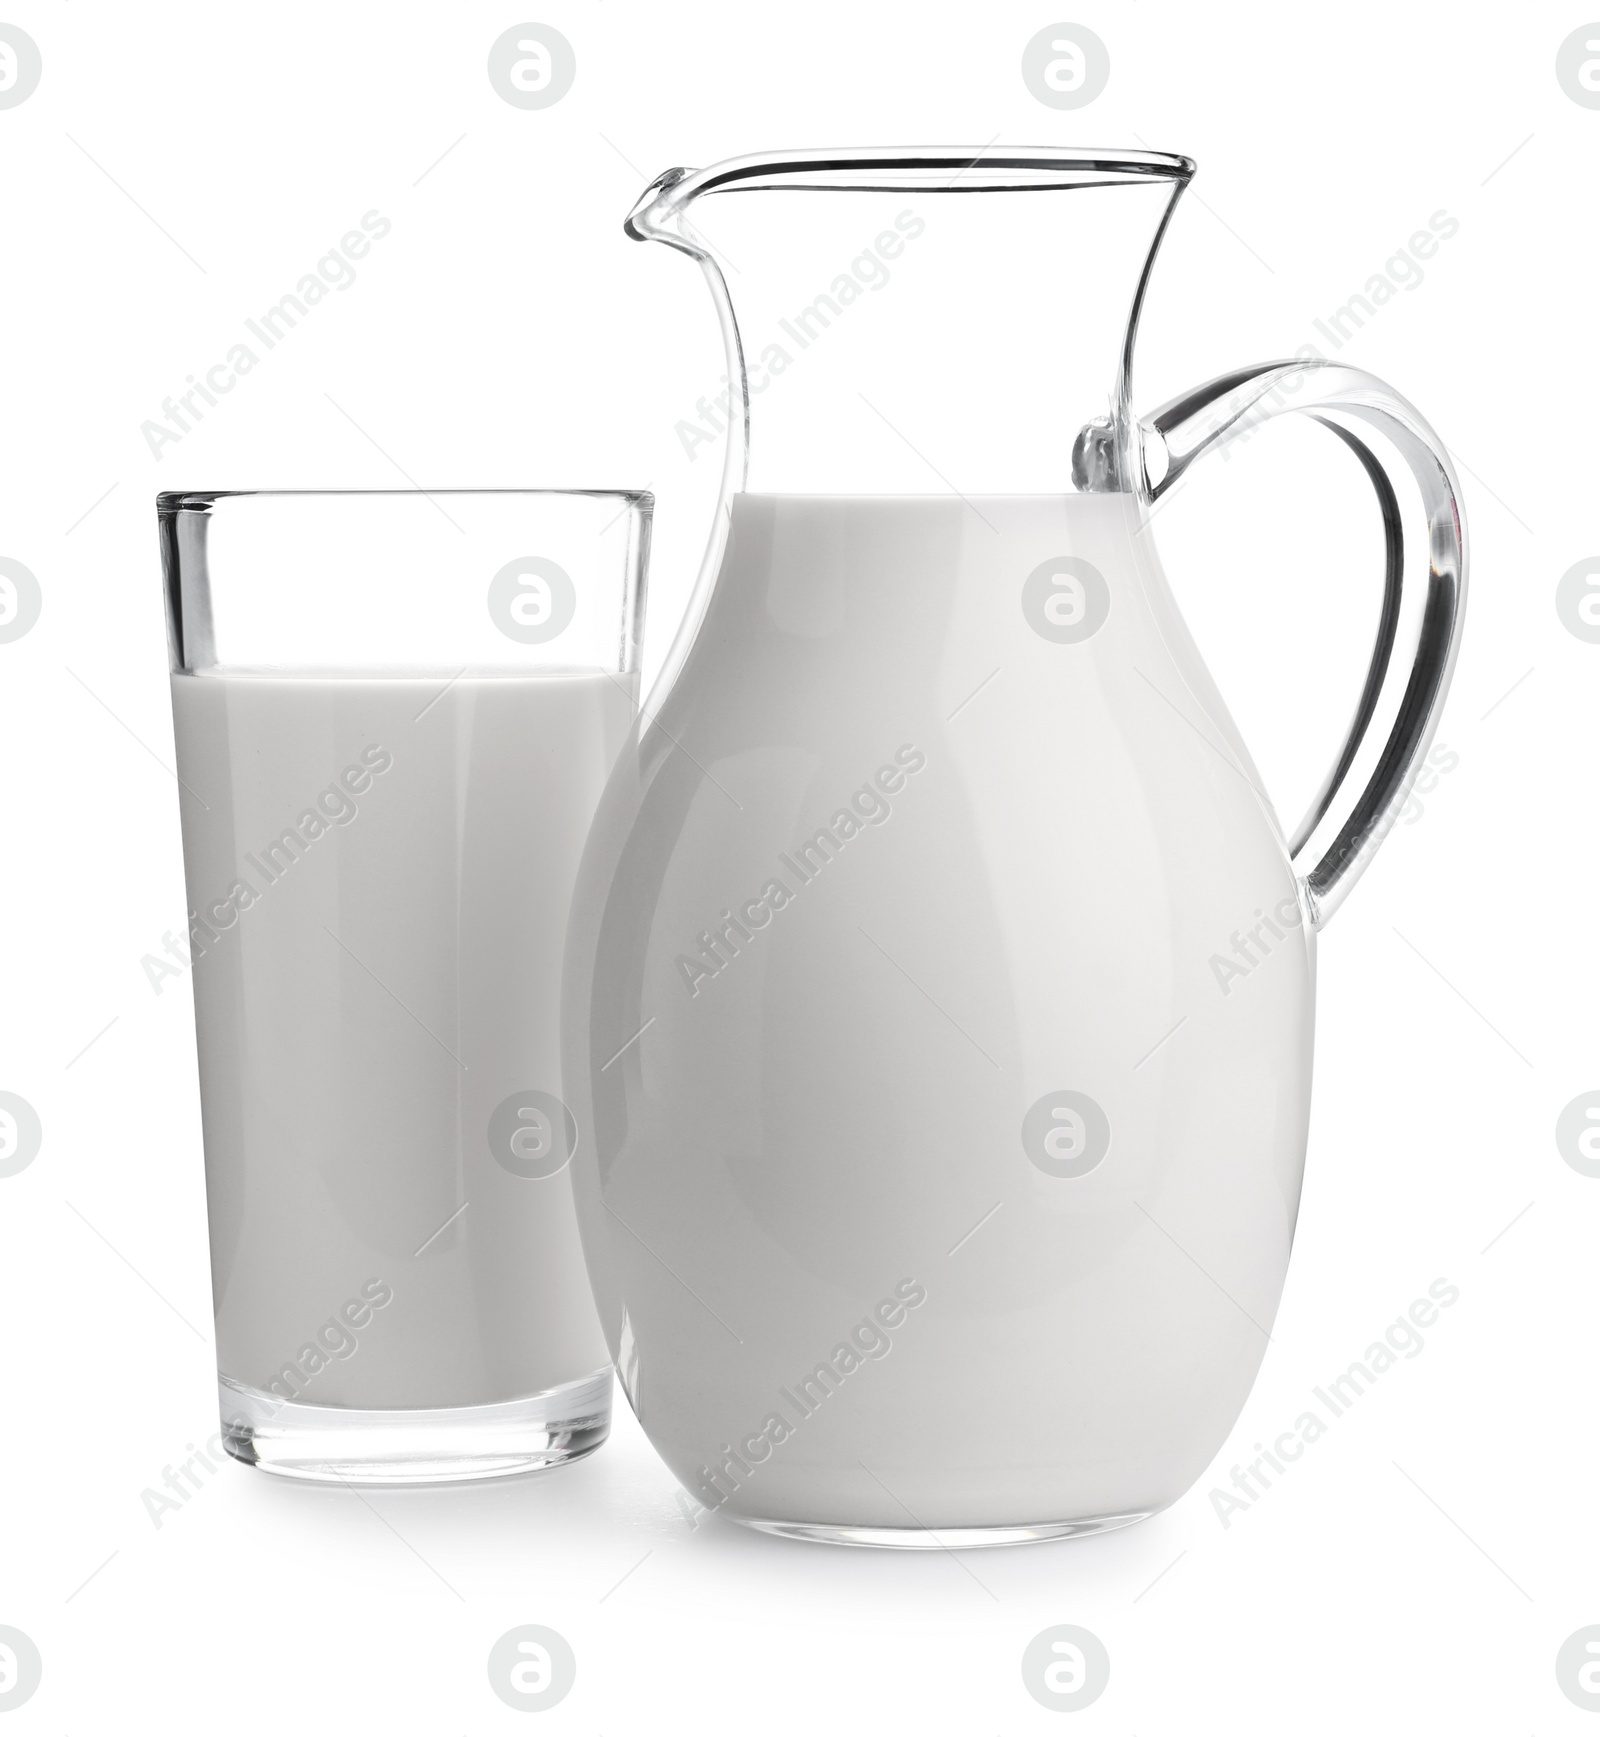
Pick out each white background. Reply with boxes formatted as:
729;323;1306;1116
1;1;1595;1729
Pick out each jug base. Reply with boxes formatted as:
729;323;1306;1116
215;1369;612;1485
734;1508;1153;1551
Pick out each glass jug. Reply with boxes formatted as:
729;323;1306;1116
563;149;1466;1546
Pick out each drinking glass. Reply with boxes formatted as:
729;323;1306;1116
160;488;650;1482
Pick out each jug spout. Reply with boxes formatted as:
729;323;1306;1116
623;165;700;251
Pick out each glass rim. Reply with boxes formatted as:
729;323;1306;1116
627;147;1195;238
158;488;654;516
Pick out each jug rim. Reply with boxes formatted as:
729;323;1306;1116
626;147;1194;239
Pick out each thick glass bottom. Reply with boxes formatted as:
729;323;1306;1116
733;1508;1153;1550
218;1368;611;1485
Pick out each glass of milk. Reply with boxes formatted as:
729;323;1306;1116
159;489;650;1483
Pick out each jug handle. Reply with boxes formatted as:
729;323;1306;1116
1137;359;1467;927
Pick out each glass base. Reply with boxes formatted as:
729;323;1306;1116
733;1509;1153;1549
218;1368;611;1485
